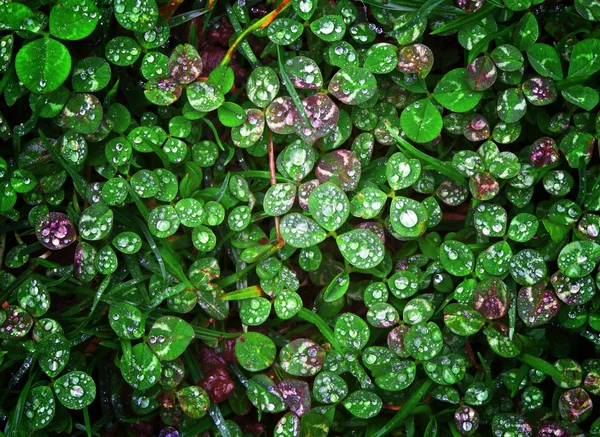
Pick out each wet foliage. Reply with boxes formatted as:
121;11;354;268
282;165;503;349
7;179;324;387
1;0;600;436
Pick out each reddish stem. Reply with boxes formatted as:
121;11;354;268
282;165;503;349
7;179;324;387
465;340;484;372
268;130;283;244
442;212;467;221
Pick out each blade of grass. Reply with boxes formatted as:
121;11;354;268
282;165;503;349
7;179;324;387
208;404;231;437
236;170;295;183
125;180;150;220
188;21;198;49
134;216;167;280
169;8;211;27
393;0;447;34
372;379;433;437
215;244;282;288
516;352;566;383
226;3;260;68
158;241;194;288
228;362;250;388
220;0;292;67
83;407;93;437
0;62;14;96
202;118;225;151
511;363;529;398
431;2;497;35
360;0;465;15
8;353;35;389
221;285;264;300
384;121;468;187
72;274;112;333
508;288;516;340
467;22;517;64
145;141;171;169
277;45;311;127
5;369;35;437
39;129;88;197
477;352;493;390
123;254;151;305
214;172;232;202
296;308;345;353
580;330;600;346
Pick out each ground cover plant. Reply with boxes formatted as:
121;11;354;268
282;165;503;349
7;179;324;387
1;0;600;435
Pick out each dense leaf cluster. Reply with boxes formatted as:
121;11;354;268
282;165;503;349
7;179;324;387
1;0;600;436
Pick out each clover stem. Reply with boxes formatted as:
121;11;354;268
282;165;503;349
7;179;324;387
14;232;24;246
465;340;484;372
202;118;226;151
268;129;284;244
72;190;81;214
220;0;293;67
576;156;587;205
442;212;466;221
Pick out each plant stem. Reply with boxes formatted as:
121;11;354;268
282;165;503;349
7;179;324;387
576;156;587;205
220;0;293;67
268;129;284;243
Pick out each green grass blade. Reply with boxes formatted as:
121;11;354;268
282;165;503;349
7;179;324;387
431;2;497;35
277;45;311;127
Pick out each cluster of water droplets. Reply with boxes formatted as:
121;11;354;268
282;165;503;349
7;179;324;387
313;16;344;38
314;371;348;403
54;371;95;409
264;183;296;216
106;37;140;65
366;302;398;328
149;205;180;237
